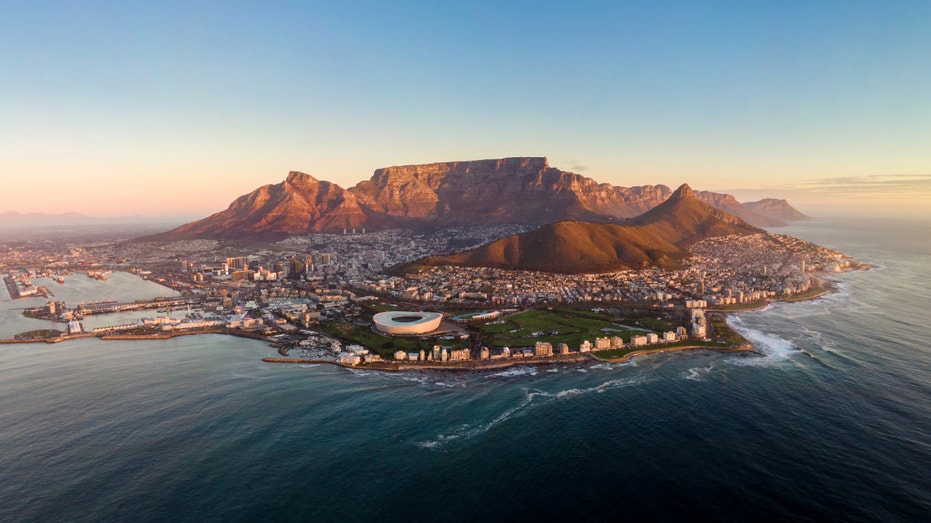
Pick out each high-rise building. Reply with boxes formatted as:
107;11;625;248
226;257;249;271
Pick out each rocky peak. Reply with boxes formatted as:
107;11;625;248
285;171;321;188
744;198;810;222
671;183;696;200
150;158;806;241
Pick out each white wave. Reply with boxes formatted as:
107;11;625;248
544;376;649;399
231;373;271;379
416;375;651;449
348;369;378;377
682;364;714;381
741;330;796;357
484;366;538;379
415;392;537;449
345;368;471;389
556;388;582;398
726;316;799;366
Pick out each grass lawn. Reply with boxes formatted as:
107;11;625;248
14;329;62;340
592;339;736;360
625;314;679;332
483;309;637;349
709;315;746;345
368;303;399;313
779;285;827;302
591;347;641;359
714;300;768;311
318;322;468;358
481;308;741;356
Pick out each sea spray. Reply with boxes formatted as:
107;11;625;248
726;315;799;366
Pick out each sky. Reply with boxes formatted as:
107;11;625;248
2;0;930;219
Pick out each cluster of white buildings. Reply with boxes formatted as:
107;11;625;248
338;344;383;365
158;319;225;331
392;345;470;363
90;323;139;334
383;323;703;365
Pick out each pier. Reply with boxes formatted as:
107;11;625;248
76;297;187;315
3;276;20;299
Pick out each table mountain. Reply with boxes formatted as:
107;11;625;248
350;157;673;225
150;157;805;240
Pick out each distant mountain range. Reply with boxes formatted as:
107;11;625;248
401;184;762;274
151;157;807;240
743;198;810;223
0;212;184;226
0;211;88;222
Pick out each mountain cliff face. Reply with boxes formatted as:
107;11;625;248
152;157;807;240
695;190;786;227
744;198;810;223
162;172;367;239
349;157;670;224
409;184;762;274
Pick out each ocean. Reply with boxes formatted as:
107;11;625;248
1;218;929;522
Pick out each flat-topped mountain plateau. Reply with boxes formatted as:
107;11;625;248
151;157;806;241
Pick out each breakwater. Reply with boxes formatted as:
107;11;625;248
262;357;336;365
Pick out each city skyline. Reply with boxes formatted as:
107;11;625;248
3;1;930;218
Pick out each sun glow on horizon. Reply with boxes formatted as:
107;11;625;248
2;1;929;219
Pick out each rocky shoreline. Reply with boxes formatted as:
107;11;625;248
6;276;847;370
262;341;752;372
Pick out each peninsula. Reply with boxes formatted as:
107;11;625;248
1;157;859;372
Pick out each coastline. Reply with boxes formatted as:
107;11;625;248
263;353;592;372
0;328;229;345
706;275;836;313
0;309;768;371
2;269;848;371
590;342;753;364
261;342;753;372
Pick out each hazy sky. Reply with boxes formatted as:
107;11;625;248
2;1;930;218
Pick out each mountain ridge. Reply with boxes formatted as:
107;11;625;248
401;184;763;274
148;157;805;240
744;198;810;222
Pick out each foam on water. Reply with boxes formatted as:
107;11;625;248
346;368;474;389
231;373;272;380
431;381;461;388
347;369;379;378
416;374;651;449
6;219;930;521
415;391;538;449
484;366;538;379
551;376;647;398
683;363;715;381
726;315;799;366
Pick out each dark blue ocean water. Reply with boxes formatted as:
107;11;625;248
1;219;930;522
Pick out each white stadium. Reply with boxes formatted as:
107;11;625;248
373;311;443;335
